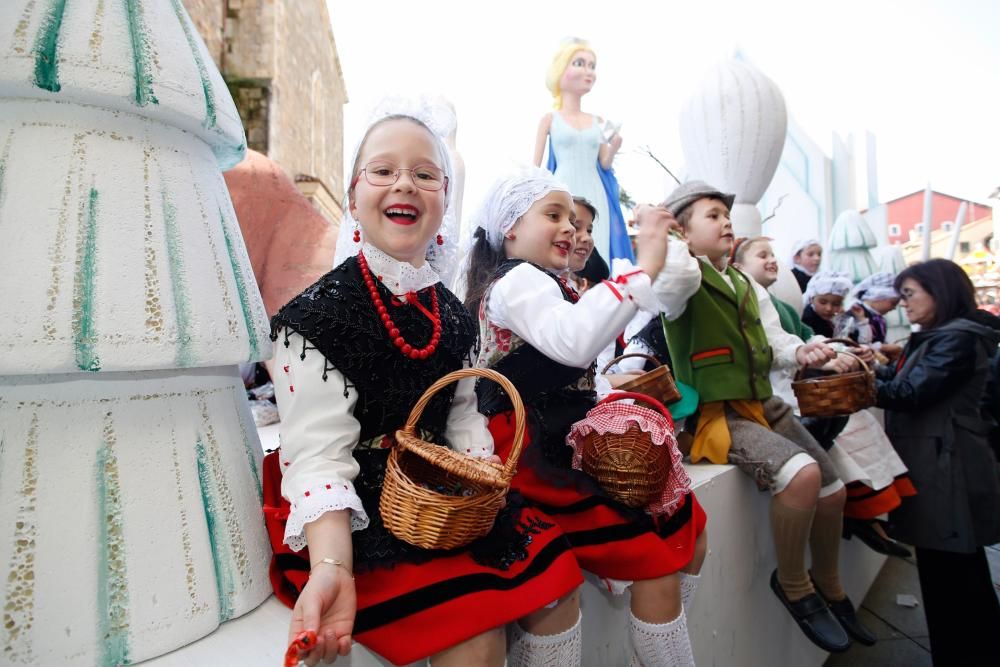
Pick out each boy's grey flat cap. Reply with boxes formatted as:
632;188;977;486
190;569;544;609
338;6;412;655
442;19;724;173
661;180;736;217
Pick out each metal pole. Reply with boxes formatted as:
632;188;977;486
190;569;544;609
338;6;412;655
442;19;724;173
946;202;968;260
921;184;933;261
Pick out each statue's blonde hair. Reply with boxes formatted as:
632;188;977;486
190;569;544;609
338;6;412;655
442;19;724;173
545;39;595;110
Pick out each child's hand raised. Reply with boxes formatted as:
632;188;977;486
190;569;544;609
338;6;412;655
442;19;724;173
633;204;675;279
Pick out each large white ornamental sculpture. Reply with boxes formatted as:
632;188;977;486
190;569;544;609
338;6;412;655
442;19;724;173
679;58;788;237
0;1;272;665
826;210;879;282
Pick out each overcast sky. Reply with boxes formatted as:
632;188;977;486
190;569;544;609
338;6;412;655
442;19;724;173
328;0;998;220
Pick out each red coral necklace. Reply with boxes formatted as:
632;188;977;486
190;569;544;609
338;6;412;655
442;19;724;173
358;251;441;360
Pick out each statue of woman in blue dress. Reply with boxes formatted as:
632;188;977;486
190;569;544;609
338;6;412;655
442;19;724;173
533;39;634;262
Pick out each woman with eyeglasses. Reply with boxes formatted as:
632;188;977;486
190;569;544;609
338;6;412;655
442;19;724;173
874;258;1000;665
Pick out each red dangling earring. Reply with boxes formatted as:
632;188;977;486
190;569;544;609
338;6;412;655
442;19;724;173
353;222;361;244
436;234;443;246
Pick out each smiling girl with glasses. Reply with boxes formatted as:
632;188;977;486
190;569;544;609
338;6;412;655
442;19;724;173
263;102;582;666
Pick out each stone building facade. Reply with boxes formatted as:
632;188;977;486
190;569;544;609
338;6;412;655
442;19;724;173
183;0;347;225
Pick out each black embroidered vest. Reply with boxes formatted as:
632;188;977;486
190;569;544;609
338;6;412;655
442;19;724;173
270;256;477;567
476;260;596;467
271;256;476;440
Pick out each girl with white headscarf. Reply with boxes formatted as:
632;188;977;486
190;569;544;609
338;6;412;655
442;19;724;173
464;165;706;666
264;101;583;666
802;271;854;338
843;272;901;349
790;238;823;292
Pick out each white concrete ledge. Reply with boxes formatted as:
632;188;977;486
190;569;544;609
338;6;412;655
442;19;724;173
144;447;886;666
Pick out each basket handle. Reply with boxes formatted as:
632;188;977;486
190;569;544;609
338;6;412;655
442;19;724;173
834;349;871;375
596;391;673;423
400;368;525;480
601;353;661;375
824;337;861;348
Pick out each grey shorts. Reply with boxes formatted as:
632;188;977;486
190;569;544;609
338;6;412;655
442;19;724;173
724;396;841;493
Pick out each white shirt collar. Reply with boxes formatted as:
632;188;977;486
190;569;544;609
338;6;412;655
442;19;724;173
361;243;440;296
697;255;730;274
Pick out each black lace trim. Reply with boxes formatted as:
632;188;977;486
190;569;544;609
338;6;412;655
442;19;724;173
630;315;675;373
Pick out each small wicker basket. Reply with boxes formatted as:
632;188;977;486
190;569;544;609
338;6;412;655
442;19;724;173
580;391;673;508
601;353;682;406
792;345;875;418
380;368;525;550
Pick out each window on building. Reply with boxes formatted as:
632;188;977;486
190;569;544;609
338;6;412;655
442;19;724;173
960;241;971;253
942;222;953;232
915;223;924;233
888;224;900;236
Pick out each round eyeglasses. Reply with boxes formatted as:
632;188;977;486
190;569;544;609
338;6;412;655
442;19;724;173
357;161;448;192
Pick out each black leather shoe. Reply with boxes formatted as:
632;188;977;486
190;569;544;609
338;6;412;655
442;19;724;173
843;518;912;559
826;595;878;646
770;570;851;653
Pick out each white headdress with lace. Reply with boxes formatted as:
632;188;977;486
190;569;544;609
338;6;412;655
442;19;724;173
789;238;822;275
804;270;854;302
852;271;898;302
333;95;460;286
470;165;571;251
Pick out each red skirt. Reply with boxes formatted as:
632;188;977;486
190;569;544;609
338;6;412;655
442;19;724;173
262;451;583;665
844;474;918;520
488;411;707;582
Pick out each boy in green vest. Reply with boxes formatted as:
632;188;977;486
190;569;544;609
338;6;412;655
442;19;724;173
652;181;875;653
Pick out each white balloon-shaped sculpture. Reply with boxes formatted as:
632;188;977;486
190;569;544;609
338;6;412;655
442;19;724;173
0;2;271;665
826;210;879;282
679;58;788;237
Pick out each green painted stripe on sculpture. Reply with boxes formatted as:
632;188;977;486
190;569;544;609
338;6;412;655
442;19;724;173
169;0;216;129
219;207;259;361
32;0;68;92
196;438;235;621
232;388;262;503
161;187;194;367
124;0;158;106
95;431;131;666
74;188;101;371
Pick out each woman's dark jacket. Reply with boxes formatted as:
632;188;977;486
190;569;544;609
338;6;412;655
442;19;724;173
876;317;1000;553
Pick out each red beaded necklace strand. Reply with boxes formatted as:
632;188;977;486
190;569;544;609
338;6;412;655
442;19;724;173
358;251;441;360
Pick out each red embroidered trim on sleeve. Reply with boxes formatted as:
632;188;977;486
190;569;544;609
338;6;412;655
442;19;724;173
602;280;624;302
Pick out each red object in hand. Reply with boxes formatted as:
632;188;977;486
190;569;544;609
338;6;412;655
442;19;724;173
284;630;318;667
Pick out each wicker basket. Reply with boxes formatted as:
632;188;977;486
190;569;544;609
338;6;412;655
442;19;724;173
379;368;525;550
580;391;673;508
601;353;682;406
792;348;876;418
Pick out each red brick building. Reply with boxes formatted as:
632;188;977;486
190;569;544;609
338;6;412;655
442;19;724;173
882;189;991;245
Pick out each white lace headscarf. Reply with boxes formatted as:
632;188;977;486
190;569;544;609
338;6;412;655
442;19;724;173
790;238;822;275
452;165;570;297
471;165;571;250
334;95;460;287
804;270;854;302
852;271;898;302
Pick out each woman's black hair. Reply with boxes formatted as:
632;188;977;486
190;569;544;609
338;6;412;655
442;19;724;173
463;227;506;316
574;248;610;285
894;258;977;328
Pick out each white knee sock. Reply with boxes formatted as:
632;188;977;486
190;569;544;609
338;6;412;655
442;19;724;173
680;572;701;609
508;612;582;667
629;609;695;667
